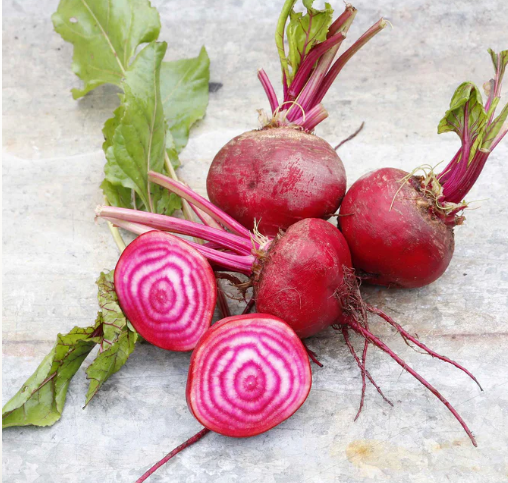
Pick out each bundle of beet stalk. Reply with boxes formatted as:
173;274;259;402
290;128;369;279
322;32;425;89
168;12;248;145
4;0;507;481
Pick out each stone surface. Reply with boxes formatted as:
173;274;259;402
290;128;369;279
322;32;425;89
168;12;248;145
2;0;508;482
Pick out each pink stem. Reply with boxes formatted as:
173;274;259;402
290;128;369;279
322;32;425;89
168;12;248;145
98;206;253;255
286;39;344;122
349;319;477;447
301;104;329;131
311;18;386;109
286;32;346;101
327;5;356;38
190;243;255;274
190;204;226;231
258;69;279;113
136;428;211;483
148;171;253;240
367;305;482;390
103;217;255;273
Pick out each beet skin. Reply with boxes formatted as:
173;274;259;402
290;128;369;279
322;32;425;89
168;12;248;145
255;218;352;338
207;128;347;236
339;167;455;288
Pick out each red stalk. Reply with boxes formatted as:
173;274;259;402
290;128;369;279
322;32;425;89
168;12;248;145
286;31;346;100
258;69;279;113
98;206;253;255
310;18;387;109
136;428;211;483
148;171;252;240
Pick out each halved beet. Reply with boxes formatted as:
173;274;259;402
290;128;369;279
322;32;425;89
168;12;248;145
114;231;216;351
186;314;312;437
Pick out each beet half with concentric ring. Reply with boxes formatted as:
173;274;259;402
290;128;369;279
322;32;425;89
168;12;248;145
114;231;217;351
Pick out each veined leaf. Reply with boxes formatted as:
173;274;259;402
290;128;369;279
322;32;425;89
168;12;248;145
52;0;160;99
84;272;138;406
96;271;128;340
104;41;168;212
2;272;140;428
286;0;333;81
438;82;487;163
84;328;138;406
2;320;101;428
161;47;210;152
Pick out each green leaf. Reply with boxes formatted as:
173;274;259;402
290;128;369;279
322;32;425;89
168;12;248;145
482;101;508;151
2;320;101;428
101;179;132;208
286;0;333;81
84;272;138;406
438;82;488;163
103;41;168;212
96;271;128;340
488;49;508;84
52;0;161;99
160;47;210;152
84;327;138;406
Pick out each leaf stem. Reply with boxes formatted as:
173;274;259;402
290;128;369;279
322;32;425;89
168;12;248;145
258;69;279;113
98;206;253;254
104;197;126;253
311;18;387;109
103;217;255;274
276;0;298;86
149;170;253;239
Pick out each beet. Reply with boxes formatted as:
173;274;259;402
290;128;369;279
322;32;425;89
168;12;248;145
255;217;351;337
114;231;216;351
187;314;312;437
339;168;455;288
207;128;346;236
339;49;507;288
136;314;311;482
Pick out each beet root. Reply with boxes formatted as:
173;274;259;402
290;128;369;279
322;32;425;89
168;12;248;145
186;314;312;438
255;218;352;338
339;167;455;288
114;231;216;351
207;128;346;236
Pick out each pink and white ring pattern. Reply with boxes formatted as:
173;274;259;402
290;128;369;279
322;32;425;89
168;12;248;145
187;314;312;437
115;231;216;351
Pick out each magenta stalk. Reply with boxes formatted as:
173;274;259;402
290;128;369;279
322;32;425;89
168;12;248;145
97;206;253;255
136;428;211;483
101;215;255;274
311;18;387;108
258;69;279;113
148;171;252;240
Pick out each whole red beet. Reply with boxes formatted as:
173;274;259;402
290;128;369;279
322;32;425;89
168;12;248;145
207;128;346;236
339;168;454;288
339;49;507;288
206;4;386;235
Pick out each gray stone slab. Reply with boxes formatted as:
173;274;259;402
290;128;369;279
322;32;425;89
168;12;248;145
3;0;508;482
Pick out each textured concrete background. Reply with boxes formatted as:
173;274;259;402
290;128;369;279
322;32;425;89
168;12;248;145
2;0;508;481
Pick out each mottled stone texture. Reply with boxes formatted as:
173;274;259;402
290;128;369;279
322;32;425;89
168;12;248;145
3;0;508;482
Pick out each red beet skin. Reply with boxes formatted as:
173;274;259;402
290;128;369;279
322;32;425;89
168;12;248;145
255;218;352;338
186;314;312;438
114;231;216;351
207;128;346;236
339;167;455;289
